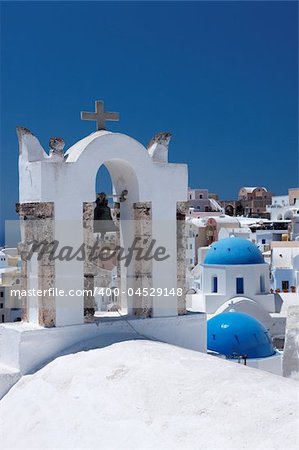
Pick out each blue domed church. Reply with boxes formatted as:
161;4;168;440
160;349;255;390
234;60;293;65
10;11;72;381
189;237;277;334
207;311;275;358
206;309;282;375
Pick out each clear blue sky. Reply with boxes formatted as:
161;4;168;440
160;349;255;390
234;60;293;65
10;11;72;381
0;1;298;244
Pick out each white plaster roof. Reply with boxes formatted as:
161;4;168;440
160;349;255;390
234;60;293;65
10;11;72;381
186;217;206;228
1;340;297;449
242;187;267;193
65;130;112;162
217;216;240;224
208;216;240;225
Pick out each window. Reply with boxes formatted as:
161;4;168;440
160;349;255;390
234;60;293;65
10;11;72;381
1;315;4;323
0;292;3;298
212;276;218;293
236;277;244;294
260;275;265;293
262;239;266;244
0;303;3;309
282;280;289;291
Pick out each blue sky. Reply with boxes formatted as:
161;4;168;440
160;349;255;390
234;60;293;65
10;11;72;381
0;0;298;243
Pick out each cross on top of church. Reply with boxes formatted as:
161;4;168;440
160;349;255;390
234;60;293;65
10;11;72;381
81;100;119;131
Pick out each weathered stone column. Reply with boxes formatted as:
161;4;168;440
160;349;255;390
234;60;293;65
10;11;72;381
282;305;299;379
16;202;55;327
133;202;152;317
17;241;29;322
83;202;96;322
176;201;188;315
113;202;122;305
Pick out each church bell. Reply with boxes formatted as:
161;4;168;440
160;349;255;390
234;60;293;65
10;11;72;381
93;192;118;238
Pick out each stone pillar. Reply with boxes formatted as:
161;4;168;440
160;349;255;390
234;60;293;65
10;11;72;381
282;305;299;379
16;202;55;327
176;201;188;315
133;202;152;317
113;202;122;307
83;202;96;322
17;241;28;322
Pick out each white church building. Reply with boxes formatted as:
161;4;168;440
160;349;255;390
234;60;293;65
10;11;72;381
188;237;282;335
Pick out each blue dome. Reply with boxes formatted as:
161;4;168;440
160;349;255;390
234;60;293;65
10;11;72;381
207;311;275;358
204;237;264;265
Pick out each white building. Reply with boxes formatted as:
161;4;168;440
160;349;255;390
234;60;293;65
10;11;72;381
267;189;299;224
185;221;196;268
188;188;223;213
0;248;9;269
266;195;289;220
271;241;299;294
254;226;290;253
188;237;281;334
0;248;22;323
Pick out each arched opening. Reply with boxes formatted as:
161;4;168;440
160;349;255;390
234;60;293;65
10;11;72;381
86;159;141;320
236;205;244;216
95;165;113;206
93;164;119;315
225;205;234;216
284;210;294;220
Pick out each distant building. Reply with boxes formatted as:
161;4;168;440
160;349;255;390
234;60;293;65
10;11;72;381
271;241;299;294
186;214;254;266
188;188;223;213
267;188;299;224
185;222;196;269
266;195;289;220
221;186;272;218
205;216;250;244
255;227;290;253
0;248;22;323
288;188;299;207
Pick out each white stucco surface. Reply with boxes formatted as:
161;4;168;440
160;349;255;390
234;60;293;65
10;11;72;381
0;341;298;450
18;129;188;324
0;312;206;398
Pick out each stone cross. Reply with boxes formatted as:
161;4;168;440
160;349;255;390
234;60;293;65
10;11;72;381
81;100;119;130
